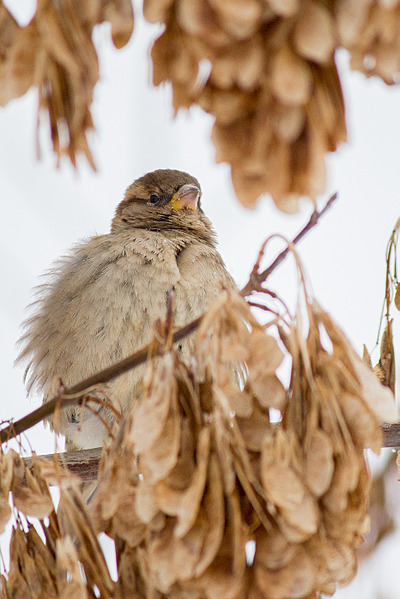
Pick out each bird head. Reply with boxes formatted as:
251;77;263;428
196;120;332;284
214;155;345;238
111;169;216;245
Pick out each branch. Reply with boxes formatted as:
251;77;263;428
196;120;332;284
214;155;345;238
382;422;400;449
24;447;102;482
0;318;201;445
240;192;337;296
0;193;337;445
21;424;400;484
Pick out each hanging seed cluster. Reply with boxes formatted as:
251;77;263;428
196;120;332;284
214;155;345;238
145;0;346;211
92;290;396;598
0;0;133;167
2;1;400;209
0;453;115;599
337;1;400;85
143;0;400;209
0;286;397;597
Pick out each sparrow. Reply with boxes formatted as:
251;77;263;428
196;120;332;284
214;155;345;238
17;169;236;450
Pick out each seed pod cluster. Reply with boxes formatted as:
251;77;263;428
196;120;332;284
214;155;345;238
2;1;400;209
0;0;134;167
1;248;397;599
1;287;397;597
336;0;400;85
145;0;347;211
87;288;396;599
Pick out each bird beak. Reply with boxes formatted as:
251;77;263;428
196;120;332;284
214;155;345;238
169;184;200;211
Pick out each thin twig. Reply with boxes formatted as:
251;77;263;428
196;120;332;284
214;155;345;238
0;193;337;446
240;192;337;296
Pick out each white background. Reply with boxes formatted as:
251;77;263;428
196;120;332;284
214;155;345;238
1;1;400;596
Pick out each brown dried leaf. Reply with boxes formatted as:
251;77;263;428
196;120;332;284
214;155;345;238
135;475;159;524
91;445;138;531
336;0;369;45
315;304;398;423
272;104;305;143
143;0;174;23
208;0;263;40
193;453;225;576
8;522;57;598
222;338;250;362
147;513;220;591
57;490;114;597
12;467;53;520
177;0;231;47
212;402;236;493
307;62;347;147
250;373;287;411
373;362;386;385
395;282;400;310
293;2;336;64
0;575;8;599
155;426;211;538
307;535;357;589
304;428;334;497
0;449;15;493
255;526;297;571
278;493;319;542
140;394;181;482
147;455;225;591
270;45;313;105
7;526;39;598
339;392;382;453
227;489;248;577
323;504;369;547
378;319;396;394
254;527;296;570
292;117;327;199
227;387;254;418
248;330;285;373
261;461;308;511
115;542;146;599
210;37;265;91
0;495;11;535
132;354;176;452
267;0;300;18
237;403;271;452
0;19;40;107
184;546;248;599
0;3;18;55
261;445;319;540
111;486;147;547
104;0;134;49
26;524;57;587
255;545;317;599
322;451;362;514
362;344;372;368
56;536;88;599
199;85;252;125
164;418;196;490
356;354;397;421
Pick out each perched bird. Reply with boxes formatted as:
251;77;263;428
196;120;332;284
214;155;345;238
18;169;236;450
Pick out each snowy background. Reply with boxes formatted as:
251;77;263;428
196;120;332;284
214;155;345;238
1;1;400;596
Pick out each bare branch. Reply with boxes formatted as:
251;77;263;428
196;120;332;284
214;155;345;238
240;192;337;297
24;447;102;482
382;422;400;449
20;424;400;484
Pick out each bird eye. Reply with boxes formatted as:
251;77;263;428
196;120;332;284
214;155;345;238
149;194;159;204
